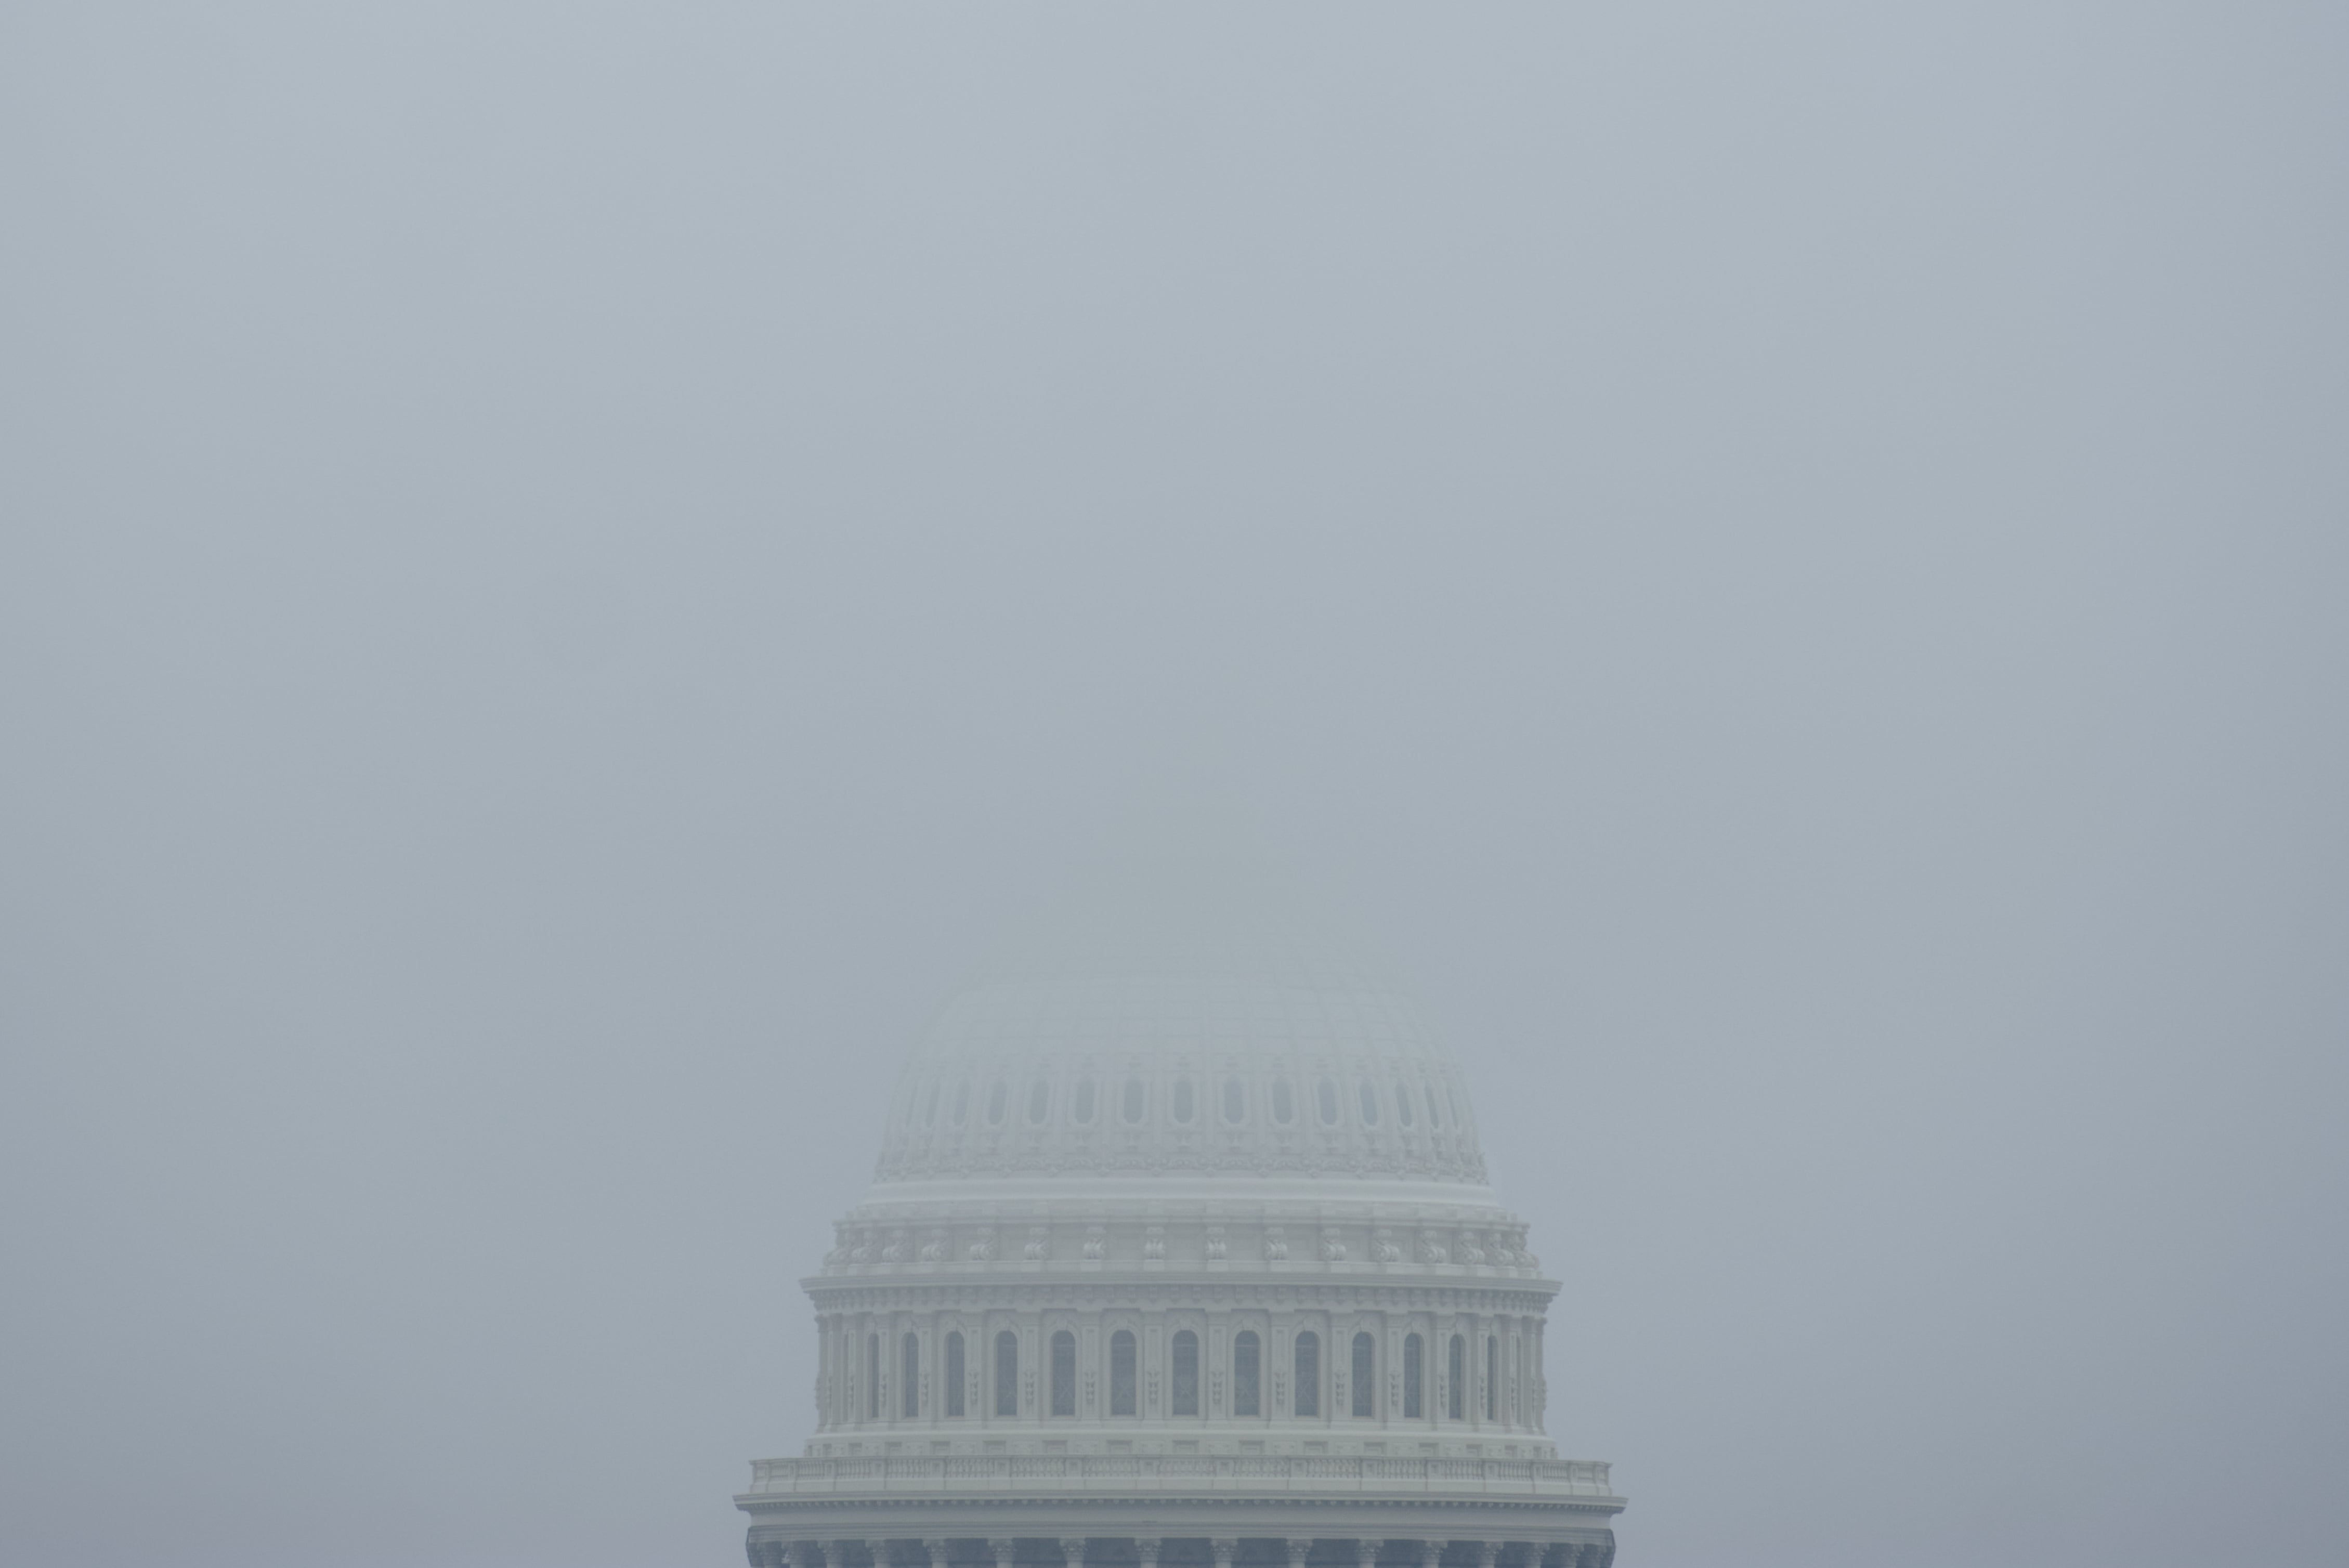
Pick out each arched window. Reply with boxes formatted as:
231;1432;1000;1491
1425;1082;1442;1129
1050;1330;1077;1417
1027;1078;1050;1124
1233;1330;1261;1416
922;1081;938;1126
1486;1337;1499;1422
1294;1330;1320;1417
1351;1331;1375;1417
1404;1332;1424;1419
994;1331;1019;1416
902;1332;920;1418
1394;1081;1414;1127
988;1079;1007;1125
1271;1079;1295;1124
1317;1078;1340;1126
1172;1079;1194;1123
954;1079;970;1125
1447;1334;1466;1420
1223;1078;1246;1123
945;1331;965;1418
1074;1078;1096;1123
1123;1077;1146;1123
866;1332;880;1419
1358;1081;1380;1126
1171;1330;1199;1416
1110;1330;1137;1416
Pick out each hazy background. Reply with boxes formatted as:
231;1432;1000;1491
4;5;2344;1566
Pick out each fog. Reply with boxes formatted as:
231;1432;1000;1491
4;6;2344;1566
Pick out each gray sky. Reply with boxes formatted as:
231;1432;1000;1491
3;6;2344;1567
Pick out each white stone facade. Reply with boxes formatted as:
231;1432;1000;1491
738;943;1624;1568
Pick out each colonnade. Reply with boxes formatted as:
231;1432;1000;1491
819;1306;1547;1434
750;1537;1612;1568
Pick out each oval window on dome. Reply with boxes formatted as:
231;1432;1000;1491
1027;1078;1050;1124
1172;1079;1194;1123
1074;1078;1096;1123
1394;1081;1414;1127
1359;1080;1380;1126
954;1079;970;1125
988;1079;1008;1125
1272;1079;1294;1124
1123;1077;1146;1123
1223;1078;1245;1123
1317;1078;1340;1126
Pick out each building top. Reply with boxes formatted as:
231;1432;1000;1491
868;937;1491;1192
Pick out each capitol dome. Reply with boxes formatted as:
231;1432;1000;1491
736;925;1624;1568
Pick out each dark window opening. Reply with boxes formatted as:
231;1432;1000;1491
1234;1330;1261;1416
945;1332;965;1417
1172;1330;1199;1416
1294;1330;1320;1418
1351;1332;1375;1418
1447;1334;1465;1420
1050;1330;1077;1416
995;1331;1019;1416
902;1332;920;1418
1110;1330;1137;1416
1404;1333;1424;1419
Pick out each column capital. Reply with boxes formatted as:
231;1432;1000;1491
1060;1538;1088;1568
1135;1540;1164;1568
1418;1544;1443;1568
923;1543;951;1568
1473;1544;1503;1568
987;1541;1018;1568
1357;1542;1382;1568
1210;1539;1241;1568
869;1542;896;1568
1287;1539;1315;1568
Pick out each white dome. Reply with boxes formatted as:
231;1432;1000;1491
870;941;1490;1191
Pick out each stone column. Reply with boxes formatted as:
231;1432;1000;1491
1061;1537;1088;1568
924;1541;951;1568
1136;1540;1163;1568
1211;1538;1239;1568
829;1543;862;1568
1473;1543;1502;1568
1355;1540;1382;1568
1286;1538;1314;1568
988;1540;1018;1568
869;1541;895;1568
1417;1541;1443;1568
782;1544;818;1568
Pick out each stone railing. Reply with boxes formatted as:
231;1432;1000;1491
744;1454;1616;1500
